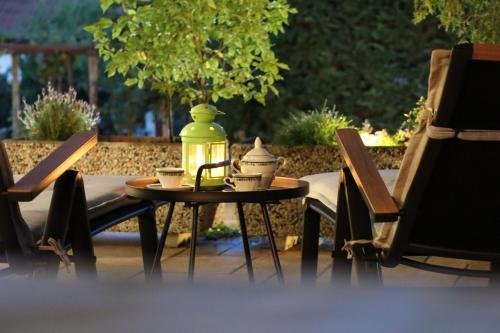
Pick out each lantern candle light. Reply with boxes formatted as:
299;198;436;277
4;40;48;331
180;104;228;188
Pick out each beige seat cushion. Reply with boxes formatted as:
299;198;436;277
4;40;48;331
301;169;399;213
15;175;141;241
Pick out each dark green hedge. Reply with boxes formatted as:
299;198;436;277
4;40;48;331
217;0;457;142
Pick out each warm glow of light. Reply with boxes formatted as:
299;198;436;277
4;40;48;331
210;143;225;177
188;144;206;176
196;145;205;171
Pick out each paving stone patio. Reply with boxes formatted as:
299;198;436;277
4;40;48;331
1;232;488;287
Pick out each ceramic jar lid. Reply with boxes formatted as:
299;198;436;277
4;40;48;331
241;137;277;163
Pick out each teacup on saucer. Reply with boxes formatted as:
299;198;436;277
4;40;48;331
156;167;184;188
224;173;262;191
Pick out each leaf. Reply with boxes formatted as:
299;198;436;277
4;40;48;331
211;92;219;103
124;78;138;86
97;17;113;29
276;62;289;70
269;85;279;96
101;0;115;12
207;0;216;9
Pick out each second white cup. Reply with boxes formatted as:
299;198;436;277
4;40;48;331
224;173;262;191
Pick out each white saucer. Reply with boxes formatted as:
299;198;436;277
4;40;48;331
222;188;267;192
146;183;194;191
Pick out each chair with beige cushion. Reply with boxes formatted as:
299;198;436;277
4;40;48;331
0;132;161;279
301;43;500;285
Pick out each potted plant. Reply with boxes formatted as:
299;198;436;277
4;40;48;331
85;0;297;141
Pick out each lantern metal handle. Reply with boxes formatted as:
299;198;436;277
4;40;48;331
194;160;230;192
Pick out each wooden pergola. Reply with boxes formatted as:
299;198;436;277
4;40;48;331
0;43;99;138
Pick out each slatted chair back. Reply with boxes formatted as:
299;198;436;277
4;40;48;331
386;44;500;263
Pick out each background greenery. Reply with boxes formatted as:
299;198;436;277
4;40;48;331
1;0;459;142
414;0;500;43
216;1;456;142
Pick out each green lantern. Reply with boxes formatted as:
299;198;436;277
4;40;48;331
180;104;228;188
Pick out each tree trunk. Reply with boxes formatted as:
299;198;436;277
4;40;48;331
165;95;174;142
88;52;98;106
65;53;74;88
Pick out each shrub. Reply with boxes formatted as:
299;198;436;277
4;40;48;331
358;120;399;146
273;102;355;145
201;222;241;240
18;84;99;141
394;96;426;144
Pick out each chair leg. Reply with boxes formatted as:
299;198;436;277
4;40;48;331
149;202;175;280
490;262;500;287
41;170;77;279
67;173;97;279
138;206;160;281
188;204;199;282
301;203;320;285
260;203;284;285
236;202;255;284
343;168;382;287
331;174;352;286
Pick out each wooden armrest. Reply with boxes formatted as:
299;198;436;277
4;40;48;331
336;128;399;222
473;44;500;61
8;131;97;202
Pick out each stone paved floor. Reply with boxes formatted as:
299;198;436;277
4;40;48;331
0;232;492;286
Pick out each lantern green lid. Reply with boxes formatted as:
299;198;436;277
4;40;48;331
180;104;226;143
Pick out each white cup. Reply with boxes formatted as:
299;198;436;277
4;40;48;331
231;157;286;189
156;167;184;188
224;173;262;191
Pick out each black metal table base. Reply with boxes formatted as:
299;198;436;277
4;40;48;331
148;201;283;284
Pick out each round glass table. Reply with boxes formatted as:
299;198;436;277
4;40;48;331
125;176;309;284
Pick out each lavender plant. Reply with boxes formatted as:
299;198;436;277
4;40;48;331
18;84;99;140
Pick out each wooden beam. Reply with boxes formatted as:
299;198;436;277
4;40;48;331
11;53;20;139
0;43;94;55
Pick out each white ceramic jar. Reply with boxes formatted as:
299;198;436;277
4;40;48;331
232;137;286;189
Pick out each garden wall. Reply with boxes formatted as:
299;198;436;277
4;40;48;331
5;139;405;238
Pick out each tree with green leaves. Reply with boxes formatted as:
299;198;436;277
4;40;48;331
414;0;500;43
86;0;296;140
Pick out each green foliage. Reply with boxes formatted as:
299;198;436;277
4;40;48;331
201;222;241;240
18;84;99;140
394;96;426;144
414;0;500;43
217;0;456;142
359;129;400;146
0;0;158;136
273;102;355;145
8;0;100;44
86;0;296;106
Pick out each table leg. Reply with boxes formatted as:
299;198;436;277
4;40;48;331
139;207;161;281
188;204;199;282
150;201;175;280
236;202;254;284
260;203;284;284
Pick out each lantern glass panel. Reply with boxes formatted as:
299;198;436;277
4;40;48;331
187;143;207;177
209;142;226;178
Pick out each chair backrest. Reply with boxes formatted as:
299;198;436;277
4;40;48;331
388;44;500;262
0;141;35;267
